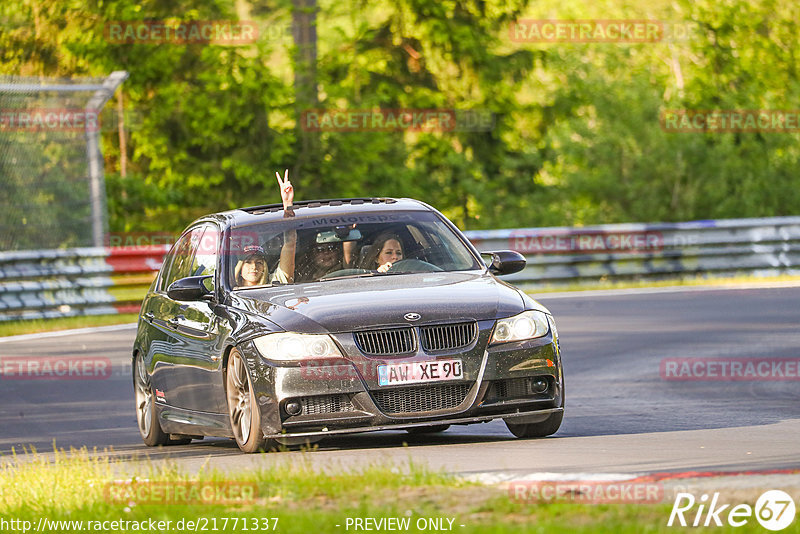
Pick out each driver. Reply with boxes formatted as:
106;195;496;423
295;239;359;281
360;233;404;273
294;224;361;282
302;241;343;280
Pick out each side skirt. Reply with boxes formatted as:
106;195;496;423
157;404;233;438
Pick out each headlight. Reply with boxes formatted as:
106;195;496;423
253;333;345;362
490;310;550;344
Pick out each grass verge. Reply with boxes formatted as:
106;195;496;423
0;448;778;533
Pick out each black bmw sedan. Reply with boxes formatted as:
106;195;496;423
132;198;564;452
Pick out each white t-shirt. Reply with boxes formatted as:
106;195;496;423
271;265;292;284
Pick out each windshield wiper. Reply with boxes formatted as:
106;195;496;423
317;272;381;282
322;271;413;281
233;281;287;290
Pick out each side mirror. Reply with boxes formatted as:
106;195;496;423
485;250;526;276
167;275;213;301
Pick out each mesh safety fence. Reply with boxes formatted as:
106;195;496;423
0;74;125;250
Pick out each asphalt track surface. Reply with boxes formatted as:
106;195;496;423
1;285;798;477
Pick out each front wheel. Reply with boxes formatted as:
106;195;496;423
505;374;565;438
504;410;563;438
226;348;271;453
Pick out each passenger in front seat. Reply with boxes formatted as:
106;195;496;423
360;233;404;273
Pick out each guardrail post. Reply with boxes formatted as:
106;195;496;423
86;71;129;247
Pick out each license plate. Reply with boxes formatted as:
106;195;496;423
377;359;463;386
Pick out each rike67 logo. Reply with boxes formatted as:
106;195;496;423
668;490;796;531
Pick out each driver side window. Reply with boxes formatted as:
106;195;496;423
192;227;219;292
192;228;218;275
160;226;205;291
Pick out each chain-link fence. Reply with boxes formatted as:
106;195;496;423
0;72;127;251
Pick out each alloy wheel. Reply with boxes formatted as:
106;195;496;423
226;351;252;444
134;355;153;438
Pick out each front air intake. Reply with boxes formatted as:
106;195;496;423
371;383;471;414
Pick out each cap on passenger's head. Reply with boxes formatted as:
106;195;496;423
242;245;267;261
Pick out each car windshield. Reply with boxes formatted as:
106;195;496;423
227;210;482;289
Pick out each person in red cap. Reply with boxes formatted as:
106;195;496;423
233;170;296;287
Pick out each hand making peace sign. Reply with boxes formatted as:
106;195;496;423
276;169;294;209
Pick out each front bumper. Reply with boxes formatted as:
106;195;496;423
241;324;563;439
260;408;564;439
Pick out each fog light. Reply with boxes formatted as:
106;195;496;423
530;379;548;394
285;400;302;416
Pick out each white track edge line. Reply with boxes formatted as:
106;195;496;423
0;323;138;343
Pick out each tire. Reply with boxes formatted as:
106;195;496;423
133;353;169;446
226;348;270;453
504;410;563;438
505;373;565;438
406;425;450;434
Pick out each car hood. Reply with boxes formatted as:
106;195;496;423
228;271;548;335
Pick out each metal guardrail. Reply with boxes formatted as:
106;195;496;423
465;216;800;290
1;216;799;321
0;246;167;322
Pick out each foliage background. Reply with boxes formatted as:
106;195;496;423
1;0;799;237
